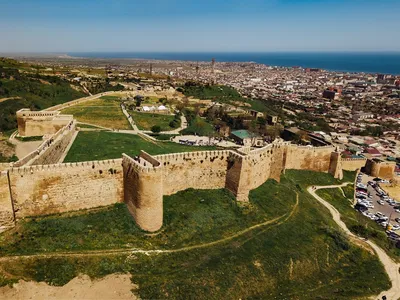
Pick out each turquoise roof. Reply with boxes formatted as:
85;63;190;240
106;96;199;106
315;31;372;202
231;129;252;139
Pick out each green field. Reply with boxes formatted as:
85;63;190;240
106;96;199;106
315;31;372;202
131;111;179;131
316;187;400;261
61;96;131;130
63;131;217;162
0;170;390;298
181;116;216;136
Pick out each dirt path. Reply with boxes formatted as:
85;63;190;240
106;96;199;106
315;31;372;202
308;184;400;300
339;186;346;198
0;274;137;300
0;194;299;262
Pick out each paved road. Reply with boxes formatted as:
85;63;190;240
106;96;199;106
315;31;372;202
308;184;400;300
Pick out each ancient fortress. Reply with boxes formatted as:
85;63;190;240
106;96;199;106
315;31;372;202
0;106;395;232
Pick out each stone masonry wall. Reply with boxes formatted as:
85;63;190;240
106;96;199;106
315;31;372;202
155;150;231;196
122;154;163;232
8;159;123;218
341;158;368;171
14;121;76;167
122;142;343;231
0;171;14;228
30;122;76;165
285;145;335;172
1;140;345;232
0;163;12;172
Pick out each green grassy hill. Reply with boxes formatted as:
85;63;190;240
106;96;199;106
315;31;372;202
0;170;390;298
180;83;280;114
0;58;87;132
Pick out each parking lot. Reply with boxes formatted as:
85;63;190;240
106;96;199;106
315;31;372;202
357;173;400;232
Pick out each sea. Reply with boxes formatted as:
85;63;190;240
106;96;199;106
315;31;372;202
67;52;400;75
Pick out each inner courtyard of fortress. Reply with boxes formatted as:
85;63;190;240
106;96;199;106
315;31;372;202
0;108;396;232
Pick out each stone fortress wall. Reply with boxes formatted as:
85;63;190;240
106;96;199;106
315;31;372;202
16;109;73;137
1;102;391;232
7;159;123;219
341;158;368;171
0;171;14;230
43;91;127;112
14;120;77;167
123;142;342;231
365;159;396;179
0;139;343;232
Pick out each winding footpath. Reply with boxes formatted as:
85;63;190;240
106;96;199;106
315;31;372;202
308;184;400;300
0;195;299;261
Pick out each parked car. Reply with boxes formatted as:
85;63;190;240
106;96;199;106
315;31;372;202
380;221;389;227
357;183;367;189
392;224;400;231
378;200;385;205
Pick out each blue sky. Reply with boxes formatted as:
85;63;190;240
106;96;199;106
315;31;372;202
1;0;399;52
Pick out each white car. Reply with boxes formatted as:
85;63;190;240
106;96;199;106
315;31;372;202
395;209;400;213
378;200;385;205
380;221;389;227
392;225;400;231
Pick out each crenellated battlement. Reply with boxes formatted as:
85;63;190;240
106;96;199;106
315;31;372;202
9;158;122;175
287;144;334;150
341;157;367;161
154;150;232;162
122;154;161;174
1;139;353;233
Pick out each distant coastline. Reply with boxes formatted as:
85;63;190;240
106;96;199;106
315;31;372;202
67;52;400;75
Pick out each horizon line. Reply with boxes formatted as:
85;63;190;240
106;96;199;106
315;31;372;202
2;50;400;55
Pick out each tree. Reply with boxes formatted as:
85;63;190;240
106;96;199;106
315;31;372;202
151;125;161;133
193;103;201;116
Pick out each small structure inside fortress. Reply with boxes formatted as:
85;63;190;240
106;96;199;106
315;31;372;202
16;109;73;137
